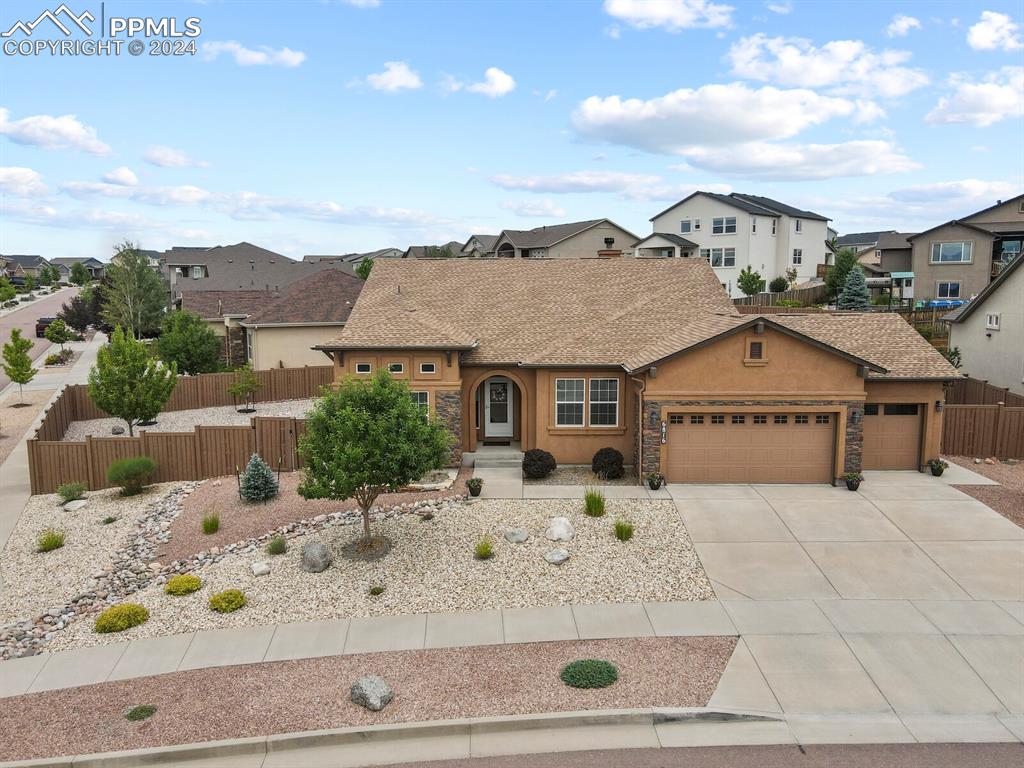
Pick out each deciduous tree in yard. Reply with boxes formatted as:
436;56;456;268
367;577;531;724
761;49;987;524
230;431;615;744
69;261;90;286
44;318;75;354
156;310;222;374
837;265;871;310
825;248;859;300
101;241;166;339
23;275;35;292
737;266;764;297
88;327;176;436
227;363;262;412
298;370;451;550
57;292;95;333
355;258;374;280
2;328;35;404
0;277;15;304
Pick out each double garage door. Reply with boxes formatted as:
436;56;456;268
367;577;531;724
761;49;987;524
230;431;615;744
665;412;835;484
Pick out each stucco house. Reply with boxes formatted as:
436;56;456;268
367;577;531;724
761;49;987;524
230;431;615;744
904;195;1024;303
490;219;638;259
315;258;957;483
462;234;499;257
50;257;106;281
644;192;833;298
946;255;1024;395
181;289;271;368
2;254;51;281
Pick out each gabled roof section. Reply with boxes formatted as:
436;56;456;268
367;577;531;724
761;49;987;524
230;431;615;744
729;193;829;222
948;254;1023;324
906;220;996;241
464;234;499;251
500;219;639;249
962;192;1024;222
1;254;49;267
242;269;365;326
835;231;896;247
649;191;828;222
634;233;699;248
181;290;271;320
875;232;916;249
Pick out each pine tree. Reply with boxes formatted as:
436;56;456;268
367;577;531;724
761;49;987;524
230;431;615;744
837;265;871;310
2;328;35;403
239;453;279;503
88;327;177;435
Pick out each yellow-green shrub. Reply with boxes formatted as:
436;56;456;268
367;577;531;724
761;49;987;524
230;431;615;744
95;603;149;633
164;574;201;596
209;589;246;613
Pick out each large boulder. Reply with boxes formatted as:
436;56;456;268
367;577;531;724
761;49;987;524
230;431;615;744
504;527;529;544
63;499;88;512
251;562;271;577
300;542;331;573
351;675;394;711
544;517;575;542
544;548;570;565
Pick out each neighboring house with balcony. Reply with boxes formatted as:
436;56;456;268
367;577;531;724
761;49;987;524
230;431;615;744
490;219;638;259
946;255;1024;395
644;192;832;298
905;195;1024;303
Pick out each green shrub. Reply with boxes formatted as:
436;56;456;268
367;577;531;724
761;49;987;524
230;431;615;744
209;589;246;613
560;659;619;689
106;456;156;496
37;527;65;552
125;704;157;721
102;516;117;525
266;535;287;555
474;536;494;560
57;482;87;504
95;603;149;633
239;453;279;503
202;514;220;534
775;299;803;308
614;519;634;541
768;276;789;293
368;585;385;596
584;488;606;517
591;447;624;479
522;448;557;479
164;574;201;595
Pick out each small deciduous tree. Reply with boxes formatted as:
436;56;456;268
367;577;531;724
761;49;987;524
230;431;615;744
156;310;222;375
38;266;53;286
88;327;176;436
44;318;75;354
825;248;859;300
69;261;90;286
942;346;962;369
737;266;764;297
355;258;374;280
837;265;870;310
298;371;451;547
2;328;35;404
23;275;35;292
227;363;262;412
0;277;15;304
101;241;166;339
57;292;95;333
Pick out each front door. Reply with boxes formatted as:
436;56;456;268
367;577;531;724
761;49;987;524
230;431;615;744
485;377;513;438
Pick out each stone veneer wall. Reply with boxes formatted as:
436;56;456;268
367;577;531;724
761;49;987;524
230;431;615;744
435;390;463;467
224;326;247;368
640;399;864;478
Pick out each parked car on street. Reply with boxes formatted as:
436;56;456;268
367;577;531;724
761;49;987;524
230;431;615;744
35;317;56;337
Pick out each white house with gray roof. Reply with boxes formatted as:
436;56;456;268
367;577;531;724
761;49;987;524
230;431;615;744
645;192;833;297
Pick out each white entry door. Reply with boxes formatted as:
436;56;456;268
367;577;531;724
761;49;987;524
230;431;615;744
485;377;513;438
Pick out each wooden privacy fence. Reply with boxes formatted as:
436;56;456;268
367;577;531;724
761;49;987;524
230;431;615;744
733;283;829;308
28;417;307;494
946;376;1024;408
941;405;1024;459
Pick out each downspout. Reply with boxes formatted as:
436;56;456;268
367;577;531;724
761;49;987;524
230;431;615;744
629;374;646;485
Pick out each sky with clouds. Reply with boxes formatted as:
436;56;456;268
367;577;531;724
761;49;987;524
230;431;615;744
0;0;1021;260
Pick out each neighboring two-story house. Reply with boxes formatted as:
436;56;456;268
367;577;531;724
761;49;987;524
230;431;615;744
639;192;832;298
1;254;51;283
490;219;638;259
50;257;106;281
905;195;1024;303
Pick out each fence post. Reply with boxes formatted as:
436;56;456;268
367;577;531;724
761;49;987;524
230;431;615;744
992;403;1003;458
85;435;96;490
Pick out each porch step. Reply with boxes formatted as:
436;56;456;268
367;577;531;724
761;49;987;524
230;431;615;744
474;458;524;469
474;450;524;469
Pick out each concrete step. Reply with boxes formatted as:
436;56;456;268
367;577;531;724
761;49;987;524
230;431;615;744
475;458;524;469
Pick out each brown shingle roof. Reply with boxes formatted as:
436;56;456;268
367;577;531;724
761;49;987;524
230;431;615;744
242;270;365;326
181;290;270;319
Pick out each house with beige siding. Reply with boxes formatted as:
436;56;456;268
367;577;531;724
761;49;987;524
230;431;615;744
181;290;272;368
490;219;638;259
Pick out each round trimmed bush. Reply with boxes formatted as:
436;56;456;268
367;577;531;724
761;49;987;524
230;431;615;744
106;456;156;496
164;574;201;596
95;603;149;633
591;447;624;480
209;589;246;613
522;449;556;479
560;659;619;689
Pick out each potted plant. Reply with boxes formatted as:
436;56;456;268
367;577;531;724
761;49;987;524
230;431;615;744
466;477;484;497
645;472;664;490
927;458;949;477
843;471;863;491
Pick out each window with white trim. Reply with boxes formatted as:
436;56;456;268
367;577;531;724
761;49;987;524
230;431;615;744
712;216;737;235
387;362;404;374
794;219;803;233
419;362;436;374
751;216;757;234
355;362;371;374
937;281;961;299
709;247;736;267
555;378;584;426
680;219;692;234
771;219;777;236
930;242;973;263
792;248;803;265
986;313;1000;330
410;391;429;410
589;378;619;427
245;329;253;362
693;218;701;231
191;265;203;279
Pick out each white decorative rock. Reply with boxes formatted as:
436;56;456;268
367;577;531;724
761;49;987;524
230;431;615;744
544;517;575;542
505;527;529;544
62;499;88;512
351;675;394;711
544;548;570;565
251;562;271;577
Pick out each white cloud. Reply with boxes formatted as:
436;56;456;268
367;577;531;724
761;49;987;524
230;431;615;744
967;11;1022;51
727;34;929;98
0;108;109;155
925;67;1024;127
490;170;662;193
447;67;516;98
886;14;921;37
572;82;860;153
604;0;734;31
201;41;306;67
61;181;212;206
340;0;380;6
102;166;138;186
623;182;732;202
144;145;208;168
681;140;919;180
888;179;1019;205
766;1;792;14
500;199;567;218
605;24;622;38
0;166;47;196
365;61;422;92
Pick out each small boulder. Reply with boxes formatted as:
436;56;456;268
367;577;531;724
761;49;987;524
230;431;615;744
544;548;570;565
251;562;271;577
110;425;125;435
301;542;331;573
351;675;393;711
62;499;88;512
504;527;529;544
545;516;575;542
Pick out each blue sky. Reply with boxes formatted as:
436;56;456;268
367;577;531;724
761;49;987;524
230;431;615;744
1;0;1021;259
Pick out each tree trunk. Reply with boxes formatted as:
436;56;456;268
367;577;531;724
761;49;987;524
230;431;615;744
361;504;371;541
127;420;135;437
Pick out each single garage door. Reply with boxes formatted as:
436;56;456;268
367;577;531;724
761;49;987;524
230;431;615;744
665;412;835;484
862;403;921;470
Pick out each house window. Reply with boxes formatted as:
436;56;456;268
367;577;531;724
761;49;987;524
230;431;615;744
710;248;736;267
355;362;372;374
245;329;253;362
751;216;757;234
986;313;1001;330
700;248;710;261
774;415;788;424
387;362;404;374
661;248;673;258
690;415;704;424
410;391;429;410
669;414;685;424
792;249;803;265
712;216;737;234
771;219;777;236
731;414;745;424
693;218;701;231
191;265;202;279
711;414;725;424
589;378;619;427
937;281;961;299
748;341;764;360
419;362;437;374
555;378;584;426
815;414;830;424
753;415;767;424
795;219;803;233
680;219;692;234
795;414;809;424
930;242;973;263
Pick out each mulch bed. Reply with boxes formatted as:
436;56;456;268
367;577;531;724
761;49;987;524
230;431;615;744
948;456;1024;529
156;467;471;564
0;636;735;762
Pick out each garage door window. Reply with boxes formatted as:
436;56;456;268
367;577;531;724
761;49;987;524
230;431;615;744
774;415;788;424
711;415;725;424
669;414;685;424
731;415;745;424
864;404;879;415
795;415;809;424
753;415;767;424
690;415;704;424
815;415;830;424
884;404;918;416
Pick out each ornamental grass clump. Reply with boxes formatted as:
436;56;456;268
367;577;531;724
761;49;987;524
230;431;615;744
57;482;86;504
124;704;157;722
266;535;287;555
95;603;149;633
584;488;606;517
614;519;634;542
239;453;279;503
164;574;201;595
37;527;65;552
560;659;619;689
202;514;220;534
209;589;246;613
474;537;495;560
106;456;156;497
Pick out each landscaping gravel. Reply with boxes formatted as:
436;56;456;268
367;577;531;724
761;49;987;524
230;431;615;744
0;389;55;466
949;456;1024;529
48;497;713;651
0;636;735;762
61;398;316;441
525;465;638;486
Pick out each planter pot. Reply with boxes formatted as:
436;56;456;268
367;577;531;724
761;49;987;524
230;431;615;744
930;466;945;477
845;479;861;491
647;479;663;491
468;486;482;497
